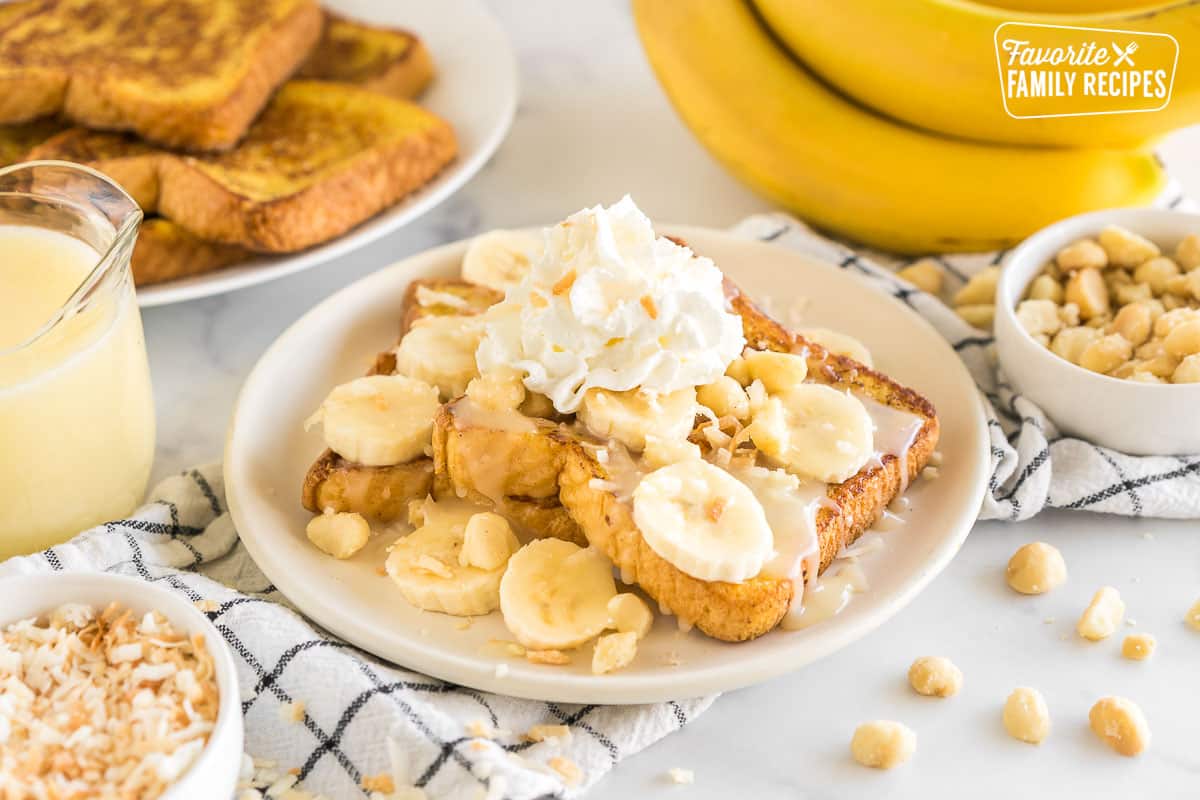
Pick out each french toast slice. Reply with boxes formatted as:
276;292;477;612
0;124;247;287
4;17;440;283
0;117;65;165
130;219;250;287
298;12;435;99
435;281;940;642
0;0;322;151
301;279;500;520
27;81;457;252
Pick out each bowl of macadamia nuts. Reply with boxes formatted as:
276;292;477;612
996;208;1200;455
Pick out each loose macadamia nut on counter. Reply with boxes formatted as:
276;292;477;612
1003;687;1051;745
1121;633;1156;661
1005;542;1067;595
851;721;917;769
1089;697;1150;756
1077;586;1125;641
908;656;963;698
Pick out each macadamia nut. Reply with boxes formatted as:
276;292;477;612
1133;256;1181;295
1027;274;1064;303
1051;326;1101;364
897;258;944;294
1065;268;1110;320
1089;696;1150;756
954;267;1000;307
1110;303;1152;347
306;511;370;559
850;721;916;769
1056;239;1107;272
1015;299;1063;337
1175;233;1200;271
1099;225;1160;268
1121;633;1156;661
1078;334;1132;375
1186;597;1200;630
1077;586;1125;641
908;656;963;698
1164;319;1200;358
1003;687;1050;745
592;631;638;675
1174;354;1200;383
697;375;750;421
607;593;653;639
1005;542;1067;594
460;512;519;570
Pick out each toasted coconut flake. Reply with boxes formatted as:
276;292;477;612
526;649;571;666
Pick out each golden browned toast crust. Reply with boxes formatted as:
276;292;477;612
0;117;65;165
0;0;322;151
436;275;940;642
302;450;434;520
300;279;500;520
299;12;435;99
28;82;458;253
131;219;249;287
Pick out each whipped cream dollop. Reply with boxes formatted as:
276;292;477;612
476;196;746;413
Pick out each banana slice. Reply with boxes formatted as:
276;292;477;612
305;374;440;467
394;315;484;400
632;460;773;583
386;503;517;616
748;384;874;483
742;350;808;394
499;539;617;650
577;387;696;452
461;230;543;292
798;328;873;368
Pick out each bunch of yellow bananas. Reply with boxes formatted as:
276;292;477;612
634;0;1198;253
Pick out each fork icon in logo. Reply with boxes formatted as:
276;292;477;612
1112;41;1139;66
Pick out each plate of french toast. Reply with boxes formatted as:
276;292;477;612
225;198;991;703
0;0;516;305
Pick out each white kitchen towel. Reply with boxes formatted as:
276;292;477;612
732;197;1200;521
0;467;713;800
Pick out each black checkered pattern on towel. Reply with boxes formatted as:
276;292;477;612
734;191;1200;521
0;466;712;800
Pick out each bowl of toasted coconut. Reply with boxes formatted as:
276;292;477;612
0;572;242;799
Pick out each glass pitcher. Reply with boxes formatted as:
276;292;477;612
0;160;155;559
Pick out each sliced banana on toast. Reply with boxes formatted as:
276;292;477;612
394;314;484;401
305;374;440;467
798;328;874;367
748;384;874;483
632;460;773;583
461;229;543;292
386;501;519;616
499;539;617;650
577;387;697;451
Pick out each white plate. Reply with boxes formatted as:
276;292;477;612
136;0;517;307
225;226;991;704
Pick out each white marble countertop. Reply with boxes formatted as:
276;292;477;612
139;3;1200;797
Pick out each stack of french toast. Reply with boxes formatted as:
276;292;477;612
299;198;941;672
0;0;455;286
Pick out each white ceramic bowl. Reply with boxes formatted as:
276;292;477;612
996;207;1200;456
0;573;243;799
